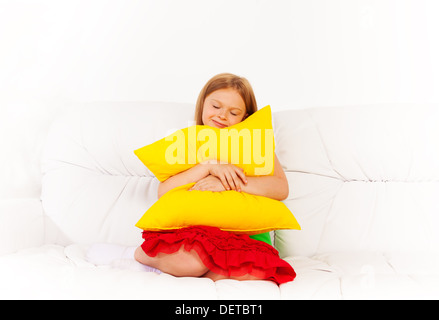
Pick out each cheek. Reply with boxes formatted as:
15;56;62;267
229;115;246;126
201;109;211;124
202;105;219;120
201;105;208;124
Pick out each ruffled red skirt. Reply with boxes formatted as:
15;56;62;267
141;226;296;285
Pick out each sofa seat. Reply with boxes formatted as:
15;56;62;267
0;244;278;299
1;244;437;299
284;252;439;299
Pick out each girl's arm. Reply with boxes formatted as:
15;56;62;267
157;161;247;198
157;164;210;198
190;155;289;201
239;155;289;201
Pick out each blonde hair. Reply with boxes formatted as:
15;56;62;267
194;73;257;125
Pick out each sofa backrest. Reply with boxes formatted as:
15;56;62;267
41;102;439;257
274;104;439;257
41;101;194;246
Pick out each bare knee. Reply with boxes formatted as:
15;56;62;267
134;246;144;263
134;246;157;268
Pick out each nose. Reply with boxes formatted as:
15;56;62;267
218;109;227;120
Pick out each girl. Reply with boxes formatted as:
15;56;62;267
133;73;295;284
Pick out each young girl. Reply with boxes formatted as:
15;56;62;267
133;73;296;284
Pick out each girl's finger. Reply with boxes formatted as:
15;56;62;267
219;175;230;190
231;171;242;192
225;172;236;191
234;167;247;184
228;170;243;192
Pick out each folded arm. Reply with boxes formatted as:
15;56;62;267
158;155;289;201
157;163;210;198
239;155;289;201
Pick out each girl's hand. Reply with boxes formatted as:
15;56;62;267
189;175;226;192
207;163;248;192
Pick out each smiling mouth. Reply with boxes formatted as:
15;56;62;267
212;119;227;128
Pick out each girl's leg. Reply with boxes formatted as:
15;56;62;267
203;270;261;281
135;246;264;281
134;246;209;277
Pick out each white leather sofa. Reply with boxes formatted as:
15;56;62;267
1;101;438;299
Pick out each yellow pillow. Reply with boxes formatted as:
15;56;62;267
134;105;275;182
135;183;300;234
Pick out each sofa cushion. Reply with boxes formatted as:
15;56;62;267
274;104;439;257
0;245;218;299
0;198;45;255
281;252;439;299
41;102;194;246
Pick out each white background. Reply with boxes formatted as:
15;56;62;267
1;0;439;111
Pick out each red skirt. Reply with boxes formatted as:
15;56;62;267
141;226;296;285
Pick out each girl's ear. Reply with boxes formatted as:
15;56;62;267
242;113;249;121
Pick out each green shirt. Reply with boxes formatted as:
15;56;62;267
249;232;272;246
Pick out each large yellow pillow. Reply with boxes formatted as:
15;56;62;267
135;183;300;234
134;105;274;182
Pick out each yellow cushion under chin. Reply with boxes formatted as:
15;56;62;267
134;105;275;182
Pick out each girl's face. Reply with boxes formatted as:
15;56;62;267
202;88;247;128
